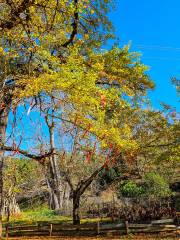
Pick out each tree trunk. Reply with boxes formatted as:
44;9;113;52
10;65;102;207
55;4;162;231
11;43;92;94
46;162;61;210
47;174;71;213
0;106;9;238
71;166;104;225
62;182;71;215
73;191;80;225
45;113;63;211
0;150;4;238
3;195;20;216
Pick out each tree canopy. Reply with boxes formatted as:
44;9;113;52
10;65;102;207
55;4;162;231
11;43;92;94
0;0;154;155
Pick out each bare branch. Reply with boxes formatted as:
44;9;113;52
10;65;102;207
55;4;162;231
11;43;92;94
0;145;53;161
62;0;79;47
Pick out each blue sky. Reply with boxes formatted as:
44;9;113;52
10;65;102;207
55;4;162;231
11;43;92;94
109;0;180;110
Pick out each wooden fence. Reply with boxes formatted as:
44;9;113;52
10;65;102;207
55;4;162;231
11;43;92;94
3;219;180;238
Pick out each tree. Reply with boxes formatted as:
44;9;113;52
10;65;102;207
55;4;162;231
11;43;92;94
16;40;154;217
0;0;155;236
46;112;141;225
0;1;116;236
115;104;179;207
143;172;172;199
3;157;43;216
134;107;179;180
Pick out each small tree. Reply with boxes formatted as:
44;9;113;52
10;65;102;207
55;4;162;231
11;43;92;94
3;157;44;216
143;172;172;199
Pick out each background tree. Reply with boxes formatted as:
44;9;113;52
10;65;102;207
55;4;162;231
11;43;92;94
3;157;43;216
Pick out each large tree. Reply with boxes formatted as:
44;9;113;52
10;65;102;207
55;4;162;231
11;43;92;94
0;0;154;237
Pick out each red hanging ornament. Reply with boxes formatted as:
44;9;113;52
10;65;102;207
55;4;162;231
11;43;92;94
100;94;106;107
86;151;92;164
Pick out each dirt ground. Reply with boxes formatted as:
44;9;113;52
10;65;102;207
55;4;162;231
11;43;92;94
5;238;179;240
6;234;180;240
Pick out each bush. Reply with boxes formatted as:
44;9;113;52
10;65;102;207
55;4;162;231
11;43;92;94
143;172;172;198
120;181;145;198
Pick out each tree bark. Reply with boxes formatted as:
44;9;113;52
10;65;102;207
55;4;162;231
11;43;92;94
0;147;4;238
73;191;80;225
3;195;20;216
45;112;63;211
71;166;104;225
46;161;61;210
62;182;71;215
0;105;9;238
47;172;71;213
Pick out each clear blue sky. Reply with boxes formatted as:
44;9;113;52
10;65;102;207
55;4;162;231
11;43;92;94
109;0;180;110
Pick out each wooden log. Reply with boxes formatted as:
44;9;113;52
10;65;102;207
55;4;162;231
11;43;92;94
49;225;96;231
157;224;177;228
129;223;152;228
50;227;96;232
6;224;39;231
50;230;97;236
100;229;126;235
100;223;124;230
130;225;177;233
6;223;97;233
151;219;174;224
7;230;50;237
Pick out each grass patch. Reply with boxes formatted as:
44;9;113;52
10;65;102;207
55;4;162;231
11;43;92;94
3;207;72;225
3;207;110;226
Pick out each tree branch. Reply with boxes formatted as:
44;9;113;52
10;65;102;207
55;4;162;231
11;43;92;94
142;141;179;149
76;165;104;195
64;173;74;191
0;0;35;30
0;145;53;161
95;80;120;87
62;0;79;47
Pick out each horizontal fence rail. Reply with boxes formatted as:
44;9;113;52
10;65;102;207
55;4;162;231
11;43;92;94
3;218;180;237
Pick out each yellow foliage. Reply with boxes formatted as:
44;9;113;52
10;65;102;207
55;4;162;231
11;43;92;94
0;0;154;154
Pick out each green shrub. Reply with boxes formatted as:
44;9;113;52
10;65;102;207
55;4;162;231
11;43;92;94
120;181;145;198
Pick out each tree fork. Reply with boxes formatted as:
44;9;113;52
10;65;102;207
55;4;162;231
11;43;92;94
72;165;104;225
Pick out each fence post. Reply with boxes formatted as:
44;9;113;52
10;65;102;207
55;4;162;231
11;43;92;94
125;220;129;235
49;224;53;237
5;224;9;240
97;221;100;235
